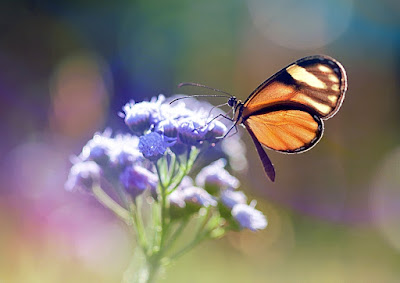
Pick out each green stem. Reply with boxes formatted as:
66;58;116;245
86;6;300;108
162;218;190;255
154;162;170;256
169;231;208;261
187;147;199;168
133;198;149;253
168;207;212;261
146;263;159;283
150;200;160;251
134;148;200;281
168;151;177;179
197;207;212;233
167;147;199;194
92;183;131;224
114;183;132;210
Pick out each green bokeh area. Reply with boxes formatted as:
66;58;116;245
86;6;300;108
1;0;399;282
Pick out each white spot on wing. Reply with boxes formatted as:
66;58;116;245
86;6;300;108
328;95;338;103
328;74;339;83
287;65;327;90
298;94;331;115
318;65;331;73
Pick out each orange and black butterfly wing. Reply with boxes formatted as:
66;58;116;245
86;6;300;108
242;55;347;122
244;105;324;154
243;105;323;182
241;55;346;181
242;55;346;154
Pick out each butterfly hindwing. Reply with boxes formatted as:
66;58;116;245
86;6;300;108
243;106;324;153
242;55;347;120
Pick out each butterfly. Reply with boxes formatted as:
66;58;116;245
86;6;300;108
176;55;347;182
224;55;347;182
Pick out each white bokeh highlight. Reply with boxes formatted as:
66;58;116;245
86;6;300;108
247;0;353;49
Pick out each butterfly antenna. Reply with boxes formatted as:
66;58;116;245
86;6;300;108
169;94;233;105
178;82;232;97
169;94;226;104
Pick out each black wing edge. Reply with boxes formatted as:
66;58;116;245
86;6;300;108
247;127;276;182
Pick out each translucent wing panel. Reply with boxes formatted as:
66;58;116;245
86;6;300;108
244;109;323;153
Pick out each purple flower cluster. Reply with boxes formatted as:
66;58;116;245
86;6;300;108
121;95;227;159
66;95;266;232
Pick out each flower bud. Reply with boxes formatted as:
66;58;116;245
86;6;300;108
196;159;239;195
122;101;159;135
155;119;178;138
120;165;158;199
218;189;247;218
231;204;267;231
138;132;175;162
108;134;142;171
80;132;114;166
181;186;217;213
205;120;227;143
65;161;102;193
177;119;207;146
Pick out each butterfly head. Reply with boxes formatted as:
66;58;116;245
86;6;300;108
227;96;238;108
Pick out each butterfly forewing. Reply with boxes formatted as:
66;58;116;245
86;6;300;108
242;55;347;120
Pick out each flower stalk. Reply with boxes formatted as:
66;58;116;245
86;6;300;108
92;183;131;223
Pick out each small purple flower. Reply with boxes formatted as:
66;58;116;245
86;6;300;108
169;176;194;207
121;95;166;134
231;204;267;231
65;161;102;193
218;189;247;219
79;130;114;166
196;159;239;195
177;118;208;146
182;186;217;212
138;132;175;162
154;119;178;138
169;183;217;217
109;134;143;171
120;165;158;199
124;105;153;134
205;120;227;143
220;190;247;209
169;190;186;209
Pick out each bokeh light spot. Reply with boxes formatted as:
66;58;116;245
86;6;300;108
370;147;400;252
247;0;353;49
49;53;112;138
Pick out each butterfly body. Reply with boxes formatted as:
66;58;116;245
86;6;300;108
230;55;347;182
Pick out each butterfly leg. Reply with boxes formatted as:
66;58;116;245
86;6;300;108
192;112;235;134
212;120;239;142
206;103;229;121
206;112;235;124
223;123;238;138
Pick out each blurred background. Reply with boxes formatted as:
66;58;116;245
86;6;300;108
1;0;399;282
